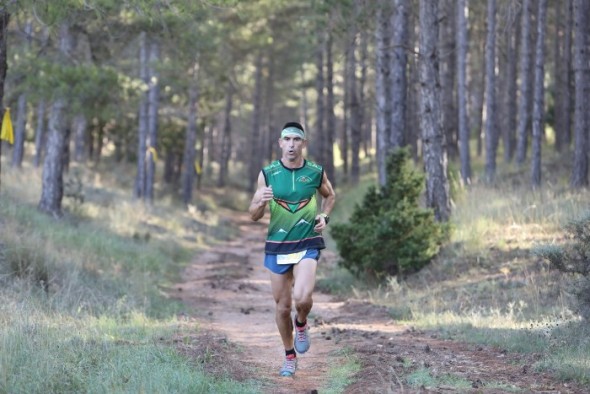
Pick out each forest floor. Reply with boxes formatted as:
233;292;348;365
172;212;586;394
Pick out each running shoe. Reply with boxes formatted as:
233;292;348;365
279;354;297;377
294;316;311;354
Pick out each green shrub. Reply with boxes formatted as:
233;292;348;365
534;212;590;319
331;148;445;279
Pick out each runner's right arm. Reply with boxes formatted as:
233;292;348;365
249;171;273;221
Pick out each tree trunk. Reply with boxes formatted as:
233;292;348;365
530;0;548;187
38;22;73;217
325;30;336;187
218;83;233;188
419;0;451;222
375;0;393;186
181;65;199;205
502;4;519;163
359;27;370;167
456;0;471;184
314;31;325;165
72;114;87;163
342;28;352;176
38;98;67;216
33;100;46;168
0;10;8;193
571;0;590;187
348;32;361;185
555;0;573;152
145;39;160;204
248;54;263;193
516;0;533;165
134;31;148;199
391;0;409;150
10;21;31;169
264;54;276;164
484;0;498;182
11;92;26;168
439;0;457;158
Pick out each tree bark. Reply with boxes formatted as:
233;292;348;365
181;64;199;205
484;0;498;182
555;0;573;152
314;31;325;165
145;39;160;204
38;22;73;217
325;30;336;187
38;98;68;217
72;114;87;163
134;31;148;199
0;10;8;193
11;92;26;168
248;54;263;193
419;0;451;222
456;0;471;184
375;0;393;186
33;100;46;168
502;3;519;163
571;0;590;187
439;0;457;158
530;0;547;187
391;0;409;150
11;20;32;169
516;0;533;165
218;83;233;188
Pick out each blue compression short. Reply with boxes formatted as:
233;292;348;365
264;249;321;275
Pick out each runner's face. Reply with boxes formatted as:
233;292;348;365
279;135;306;162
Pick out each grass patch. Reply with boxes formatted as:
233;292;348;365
320;347;361;394
0;162;253;393
320;153;590;386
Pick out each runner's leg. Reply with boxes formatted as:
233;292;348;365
292;258;317;324
270;270;295;350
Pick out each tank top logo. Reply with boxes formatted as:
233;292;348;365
296;175;312;183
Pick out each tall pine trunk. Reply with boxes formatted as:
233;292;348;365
72;114;87;162
530;0;548;187
134;31;148;199
391;0;409;149
218;83;233;188
11;21;31;169
456;0;471;184
555;0;573;152
248;54;263;193
181;64;199;205
325;30;336;187
516;0;533;165
145;39;160;204
0;10;8;193
375;0;393;186
484;0;498;182
314;32;325;165
419;0;451;222
502;5;519;163
570;0;590;187
38;23;73;217
439;0;457;158
33;100;46;167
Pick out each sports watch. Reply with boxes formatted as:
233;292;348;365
319;213;330;225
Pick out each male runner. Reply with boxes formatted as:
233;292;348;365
248;121;336;377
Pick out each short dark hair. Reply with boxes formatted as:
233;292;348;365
282;122;305;133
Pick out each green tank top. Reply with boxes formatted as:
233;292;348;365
262;159;326;254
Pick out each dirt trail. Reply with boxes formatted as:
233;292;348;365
174;212;586;394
